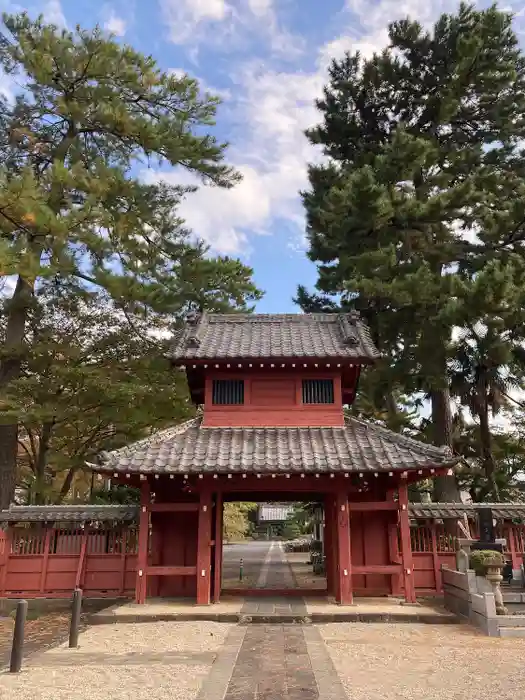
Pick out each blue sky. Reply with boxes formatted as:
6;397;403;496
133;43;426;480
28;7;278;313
3;0;525;312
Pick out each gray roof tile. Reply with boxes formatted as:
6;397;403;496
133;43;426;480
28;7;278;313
409;502;525;520
94;417;457;475
171;312;379;362
0;505;138;523
2;502;524;524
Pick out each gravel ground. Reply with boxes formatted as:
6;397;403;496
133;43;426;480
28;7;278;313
0;612;77;670
319;622;525;700
286;552;327;590
0;621;230;700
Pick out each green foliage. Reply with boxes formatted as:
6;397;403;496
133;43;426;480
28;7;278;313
299;3;525;500
90;484;140;505
0;13;263;506
1;290;196;503
223;502;257;542
281;518;302;541
469;549;505;575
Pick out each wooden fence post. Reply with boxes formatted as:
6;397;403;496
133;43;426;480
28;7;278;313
39;528;53;594
119;528;128;596
430;521;442;593
75;527;89;590
0;529;9;597
398;481;416;603
506;525;520;571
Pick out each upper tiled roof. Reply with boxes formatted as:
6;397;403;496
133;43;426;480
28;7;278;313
93;417;457;475
0;505;138;524
409;502;525;520
170;312;379;362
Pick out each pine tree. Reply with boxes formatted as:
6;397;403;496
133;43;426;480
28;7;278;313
0;14;261;507
1;290;197;504
300;3;525;501
448;257;525;499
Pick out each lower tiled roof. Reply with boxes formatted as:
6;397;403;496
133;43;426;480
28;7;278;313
0;505;138;524
2;502;524;524
409;502;525;520
93;417;457;475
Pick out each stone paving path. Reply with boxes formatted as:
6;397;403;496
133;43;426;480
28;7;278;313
223;626;318;700
198;542;347;700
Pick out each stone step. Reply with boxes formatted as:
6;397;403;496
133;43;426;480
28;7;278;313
500;627;525;638
496;615;525;627
503;602;525;615
90;610;458;625
502;591;525;604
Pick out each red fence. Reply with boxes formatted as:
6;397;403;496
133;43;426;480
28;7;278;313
410;522;525;593
0;526;138;599
1;522;524;599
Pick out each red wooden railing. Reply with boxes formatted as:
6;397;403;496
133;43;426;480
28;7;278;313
1;522;524;599
0;526;138;599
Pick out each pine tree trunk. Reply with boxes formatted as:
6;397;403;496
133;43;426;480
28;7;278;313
0;275;35;509
0;426;17;509
431;387;462;502
33;422;54;505
476;377;500;502
385;391;399;430
55;468;77;504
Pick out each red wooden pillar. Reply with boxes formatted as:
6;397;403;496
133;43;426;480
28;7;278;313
506;524;520;570
135;479;151;605
324;496;335;597
0;529;10;596
75;527;89;590
213;491;223;603
197;490;213;605
430;520;442;593
335;491;352;605
149;516;163;598
398;481;416;603
386;488;402;595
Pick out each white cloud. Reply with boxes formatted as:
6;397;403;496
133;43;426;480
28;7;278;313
104;11;127;36
43;0;67;28
248;0;272;16
160;0;230;44
152;0;525;256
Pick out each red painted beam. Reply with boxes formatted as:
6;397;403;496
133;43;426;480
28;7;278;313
348;502;398;512
147;566;197;576
352;565;402;574
149;503;199;512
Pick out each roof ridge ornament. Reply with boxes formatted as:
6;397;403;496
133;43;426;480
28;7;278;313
337;313;359;347
185;310;204;349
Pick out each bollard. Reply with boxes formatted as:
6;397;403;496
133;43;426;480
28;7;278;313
9;599;28;673
69;588;82;648
239;558;244;581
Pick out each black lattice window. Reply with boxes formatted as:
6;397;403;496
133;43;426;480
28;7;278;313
302;379;334;404
212;379;245;405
